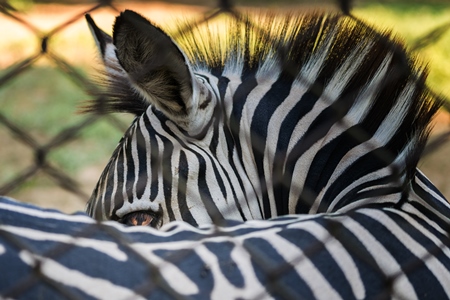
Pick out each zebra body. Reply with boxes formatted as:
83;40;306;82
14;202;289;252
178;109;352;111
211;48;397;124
1;191;450;299
86;11;441;229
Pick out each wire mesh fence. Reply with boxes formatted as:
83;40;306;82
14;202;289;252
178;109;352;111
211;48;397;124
1;0;450;299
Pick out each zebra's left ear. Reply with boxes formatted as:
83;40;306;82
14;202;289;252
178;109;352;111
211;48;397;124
85;14;124;77
112;10;203;129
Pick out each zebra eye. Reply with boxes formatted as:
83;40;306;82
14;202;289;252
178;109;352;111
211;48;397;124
118;210;160;227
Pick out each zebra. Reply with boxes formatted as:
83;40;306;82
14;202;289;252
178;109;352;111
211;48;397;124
2;9;450;300
85;10;447;231
1;190;450;299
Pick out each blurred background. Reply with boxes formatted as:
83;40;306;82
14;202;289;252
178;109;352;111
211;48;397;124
0;0;449;213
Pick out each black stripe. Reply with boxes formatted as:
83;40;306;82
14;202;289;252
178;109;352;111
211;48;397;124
143;113;160;202
102;171;112;219
279;226;358;300
412;174;450;217
414;171;446;200
400;202;450;249
111;120;140;217
197;154;224;224
289;98;354;213
242;237;315;299
324;158;400;212
250;71;295;219
158;114;224;224
177;150;197;225
230;73;258;164
359;211;448;298
325;216;389;297
161;135;174;222
125;126;136;203
321;123;411;212
112;145;125;217
219;75;254;220
135;119;149;199
408;201;450;237
223;123;254;220
305;125;372;213
273;87;323;215
392;209;450;275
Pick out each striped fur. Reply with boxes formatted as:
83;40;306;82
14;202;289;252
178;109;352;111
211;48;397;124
85;10;442;229
1;191;450;298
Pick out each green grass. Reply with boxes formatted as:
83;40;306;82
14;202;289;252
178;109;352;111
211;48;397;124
1;2;450;192
353;3;450;100
0;64;133;187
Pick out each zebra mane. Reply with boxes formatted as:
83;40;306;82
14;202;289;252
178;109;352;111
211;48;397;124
175;13;347;74
177;12;440;180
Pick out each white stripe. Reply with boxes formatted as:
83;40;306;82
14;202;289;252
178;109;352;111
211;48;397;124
361;209;450;297
304;221;365;298
401;202;449;237
235;67;282;218
196;243;271;299
330;137;416;212
221;74;264;219
341;212;418;300
387;207;450;268
376;81;415;143
109;147;120;218
19;251;146;300
414;170;449;207
331;168;403;213
253;227;343;300
296;30;335;85
0;201;94;223
346;52;391;120
131;243;200;295
131;122;140;200
324;81;416;212
137;114;153;203
287;43;371;213
121;138;129;206
1;225;127;261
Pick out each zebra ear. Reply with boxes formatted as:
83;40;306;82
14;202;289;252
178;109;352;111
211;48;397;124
112;10;196;126
85;14;124;77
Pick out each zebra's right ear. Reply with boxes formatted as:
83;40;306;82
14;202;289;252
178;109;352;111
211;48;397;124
85;14;124;77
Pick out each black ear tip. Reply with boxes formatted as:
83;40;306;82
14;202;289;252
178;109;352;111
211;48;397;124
85;13;101;31
85;13;94;25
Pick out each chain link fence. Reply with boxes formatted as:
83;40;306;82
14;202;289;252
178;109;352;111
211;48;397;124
0;0;450;298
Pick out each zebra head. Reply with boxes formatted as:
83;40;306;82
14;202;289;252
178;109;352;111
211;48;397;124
85;10;254;227
85;10;440;228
